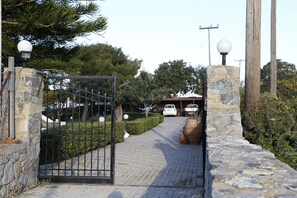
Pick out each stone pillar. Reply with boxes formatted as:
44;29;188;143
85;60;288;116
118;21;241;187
204;65;297;198
15;68;43;184
206;65;242;137
0;68;43;197
205;65;243;198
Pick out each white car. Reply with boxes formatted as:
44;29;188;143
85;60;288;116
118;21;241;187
162;104;177;116
184;104;199;117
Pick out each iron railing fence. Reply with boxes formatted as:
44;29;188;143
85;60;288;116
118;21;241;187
201;73;207;189
39;75;116;183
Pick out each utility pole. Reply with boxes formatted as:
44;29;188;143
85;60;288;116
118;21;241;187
245;0;261;112
271;0;277;96
235;59;245;67
199;25;219;66
235;59;245;80
234;59;245;81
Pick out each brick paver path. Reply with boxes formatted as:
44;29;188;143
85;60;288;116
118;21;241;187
18;117;204;198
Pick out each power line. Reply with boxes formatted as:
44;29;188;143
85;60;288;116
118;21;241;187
199;24;219;66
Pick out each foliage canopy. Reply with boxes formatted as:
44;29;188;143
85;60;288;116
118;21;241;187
154;60;196;97
243;60;297;169
71;43;141;100
122;71;166;117
2;0;107;69
261;60;297;100
69;43;141;121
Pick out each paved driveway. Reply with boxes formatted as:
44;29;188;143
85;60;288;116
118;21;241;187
17;117;204;198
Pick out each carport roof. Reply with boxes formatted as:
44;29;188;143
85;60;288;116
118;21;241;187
162;97;204;101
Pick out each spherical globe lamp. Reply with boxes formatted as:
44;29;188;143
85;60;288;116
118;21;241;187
17;40;33;67
99;116;105;123
17;40;33;53
123;114;129;120
217;39;232;65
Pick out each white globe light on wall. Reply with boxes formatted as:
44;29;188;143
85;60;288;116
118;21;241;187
17;40;33;53
99;116;105;123
123;114;129;120
17;40;33;67
123;114;130;138
217;39;232;65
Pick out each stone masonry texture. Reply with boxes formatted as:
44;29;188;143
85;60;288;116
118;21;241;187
0;68;43;198
205;65;297;197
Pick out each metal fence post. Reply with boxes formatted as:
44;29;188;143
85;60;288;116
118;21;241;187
8;56;15;139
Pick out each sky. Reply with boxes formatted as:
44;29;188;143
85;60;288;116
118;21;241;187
78;0;297;81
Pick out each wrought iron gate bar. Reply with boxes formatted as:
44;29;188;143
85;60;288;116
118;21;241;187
46;84;113;102
110;77;116;180
47;75;116;80
39;75;116;184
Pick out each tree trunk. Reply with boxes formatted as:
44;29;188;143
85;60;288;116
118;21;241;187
145;109;149;118
82;100;89;121
115;104;123;122
245;0;261;112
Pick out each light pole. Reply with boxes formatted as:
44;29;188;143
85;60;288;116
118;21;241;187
123;114;130;138
17;40;33;67
123;114;129;129
217;39;232;65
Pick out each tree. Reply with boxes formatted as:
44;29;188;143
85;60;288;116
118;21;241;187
191;65;207;97
2;0;107;69
261;60;297;100
154;60;195;97
123;71;165;117
71;43;141;121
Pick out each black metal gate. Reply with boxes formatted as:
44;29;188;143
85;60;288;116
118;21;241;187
38;75;116;183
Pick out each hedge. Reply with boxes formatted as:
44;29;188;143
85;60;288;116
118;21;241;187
40;114;164;165
40;121;125;165
126;114;163;135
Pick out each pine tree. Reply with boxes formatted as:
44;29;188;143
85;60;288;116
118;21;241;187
2;0;107;69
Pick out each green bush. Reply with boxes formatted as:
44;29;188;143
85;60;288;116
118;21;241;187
124;112;147;120
40;121;125;165
40;114;163;165
158;114;164;123
126;120;146;135
242;93;297;169
124;112;164;121
125;114;164;135
149;116;161;128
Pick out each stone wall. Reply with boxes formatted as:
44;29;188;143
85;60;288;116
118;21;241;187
205;65;297;197
0;68;43;198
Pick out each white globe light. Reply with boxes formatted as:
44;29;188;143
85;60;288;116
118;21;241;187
17;40;33;52
123;114;129;120
217;39;232;54
99;116;105;122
